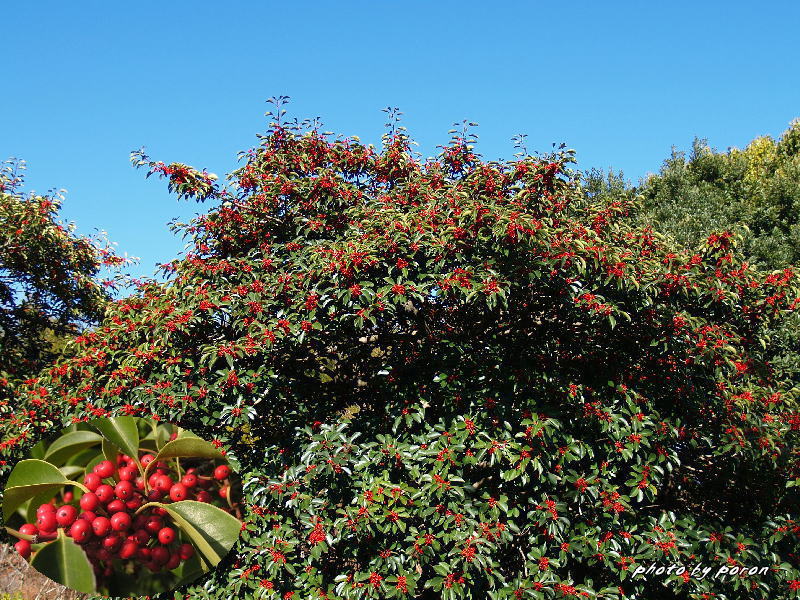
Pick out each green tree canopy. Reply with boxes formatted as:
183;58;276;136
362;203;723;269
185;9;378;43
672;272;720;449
637;119;800;270
0;159;131;403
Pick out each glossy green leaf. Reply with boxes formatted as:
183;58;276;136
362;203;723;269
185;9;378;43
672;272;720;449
173;552;205;584
3;459;87;520
31;530;96;593
29;440;47;460
177;427;201;439
44;430;102;466
58;465;85;479
66;446;99;467
101;438;120;464
90;416;139;461
142;500;240;565
144;437;224;479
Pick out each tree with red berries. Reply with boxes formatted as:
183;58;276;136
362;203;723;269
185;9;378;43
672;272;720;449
1;99;799;599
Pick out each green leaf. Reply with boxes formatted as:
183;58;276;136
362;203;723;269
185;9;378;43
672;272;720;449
31;530;96;593
91;416;140;460
3;459;87;520
101;438;120;463
65;446;99;467
43;431;102;466
144;437;224;479
141;500;240;565
177;427;201;440
58;465;86;480
172;552;205;584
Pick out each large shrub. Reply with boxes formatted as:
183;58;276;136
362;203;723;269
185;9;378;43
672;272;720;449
1;104;799;599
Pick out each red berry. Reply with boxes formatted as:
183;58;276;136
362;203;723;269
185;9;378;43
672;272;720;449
94;460;115;479
62;491;74;503
147;472;161;489
151;546;170;565
37;511;57;532
119;540;138;559
214;465;231;480
140;454;156;467
69;519;92;543
107;499;126;514
166;551;181;570
92;516;111;537
14;539;31;559
96;547;112;561
36;503;56;516
136;547;151;561
147;488;164;502
19;524;38;537
95;484;114;504
116;480;134;499
79;510;97;522
178;544;194;560
169;483;188;502
181;473;198;488
144;515;164;534
178;543;195;560
134;476;146;490
102;533;122;551
83;472;102;491
118;466;137;481
55;505;78;528
79;492;99;511
146;560;161;572
219;486;228;500
126;495;143;511
110;512;132;532
169;432;178;441
155;475;173;493
157;527;175;545
196;490;212;503
133;528;150;545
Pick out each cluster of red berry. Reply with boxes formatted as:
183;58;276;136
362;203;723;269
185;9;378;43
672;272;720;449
13;452;233;580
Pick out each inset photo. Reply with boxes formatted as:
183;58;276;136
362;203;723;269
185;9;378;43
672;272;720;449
3;416;242;597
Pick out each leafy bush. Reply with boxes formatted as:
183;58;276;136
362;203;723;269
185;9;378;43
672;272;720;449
1;102;799;599
4;417;241;596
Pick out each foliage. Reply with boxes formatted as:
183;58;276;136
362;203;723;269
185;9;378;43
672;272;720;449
1;101;799;599
0;159;135;403
5;417;241;596
636;119;800;270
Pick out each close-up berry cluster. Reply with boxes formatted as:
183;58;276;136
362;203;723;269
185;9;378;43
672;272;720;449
4;419;242;596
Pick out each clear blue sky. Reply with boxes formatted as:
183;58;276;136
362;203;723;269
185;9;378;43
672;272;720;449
3;1;798;283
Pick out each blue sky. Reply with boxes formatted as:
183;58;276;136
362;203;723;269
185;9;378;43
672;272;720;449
2;1;798;284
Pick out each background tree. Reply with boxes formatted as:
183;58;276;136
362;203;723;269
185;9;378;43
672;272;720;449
1;104;799;599
0;159;133;404
636;119;800;270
